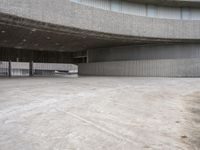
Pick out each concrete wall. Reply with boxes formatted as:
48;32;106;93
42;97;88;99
79;44;200;77
71;0;200;20
79;58;200;77
1;0;200;40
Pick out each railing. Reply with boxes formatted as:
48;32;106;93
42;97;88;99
0;61;8;76
0;61;78;77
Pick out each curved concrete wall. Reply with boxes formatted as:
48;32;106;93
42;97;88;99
0;0;200;41
71;0;200;20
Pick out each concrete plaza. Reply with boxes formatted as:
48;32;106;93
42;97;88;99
0;77;199;150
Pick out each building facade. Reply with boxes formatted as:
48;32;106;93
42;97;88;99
0;0;200;77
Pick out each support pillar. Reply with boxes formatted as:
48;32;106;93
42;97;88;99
29;61;33;77
8;60;11;77
86;50;89;63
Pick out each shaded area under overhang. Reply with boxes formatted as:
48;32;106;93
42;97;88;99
0;12;200;52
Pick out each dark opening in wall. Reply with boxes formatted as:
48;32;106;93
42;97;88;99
0;47;74;63
0;47;86;77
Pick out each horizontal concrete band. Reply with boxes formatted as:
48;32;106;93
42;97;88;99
78;58;200;77
72;0;200;20
127;0;200;7
0;0;200;40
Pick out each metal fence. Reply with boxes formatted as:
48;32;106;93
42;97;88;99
0;61;78;77
0;61;8;76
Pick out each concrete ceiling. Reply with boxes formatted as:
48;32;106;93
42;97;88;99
0;21;177;52
0;23;135;52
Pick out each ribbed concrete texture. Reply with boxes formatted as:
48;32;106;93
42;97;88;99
79;58;200;77
71;0;200;20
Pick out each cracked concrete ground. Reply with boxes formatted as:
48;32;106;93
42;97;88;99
0;76;199;150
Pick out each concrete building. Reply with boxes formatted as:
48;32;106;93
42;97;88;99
0;0;200;77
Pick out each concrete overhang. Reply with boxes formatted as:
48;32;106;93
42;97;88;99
1;13;187;52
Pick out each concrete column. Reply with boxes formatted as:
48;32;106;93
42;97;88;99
8;60;11;77
29;61;33;77
86;50;89;63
